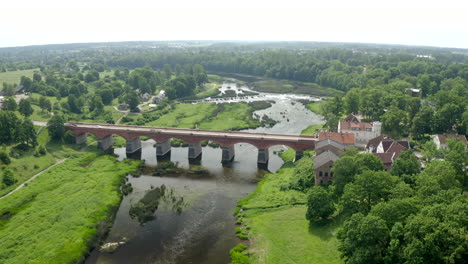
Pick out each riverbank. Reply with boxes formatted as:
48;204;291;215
0;153;140;264
233;157;342;264
124;101;272;131
212;72;341;97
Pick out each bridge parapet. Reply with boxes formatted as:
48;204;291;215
65;122;317;163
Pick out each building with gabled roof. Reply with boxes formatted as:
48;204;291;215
313;150;340;185
315;138;345;155
338;114;381;147
368;136;410;171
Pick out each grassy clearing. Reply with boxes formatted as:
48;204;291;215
0;150;56;197
235;157;342;263
146;103;218;128
245;206;342;264
0;69;37;85
301;124;324;135
207;74;226;83
198;103;261;131
145;102;264;131
238;162;307;210
306;101;325;115
0;153;139;264
30;105;53;122
0;127;94;197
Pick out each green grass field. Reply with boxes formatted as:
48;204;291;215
0;69;37;85
146;103;218;128
236;157;342;263
246;206;342;264
306;101;325;115
301;124;324;135
145;102;263;131
0;154;139;264
198;103;261;130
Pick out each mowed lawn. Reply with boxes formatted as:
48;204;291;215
0;69;37;85
246;206;342;264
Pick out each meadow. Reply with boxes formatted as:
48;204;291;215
235;156;342;264
0;153;139;264
0;69;37;85
145;102;263;131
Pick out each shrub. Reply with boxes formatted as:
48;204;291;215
63;131;76;144
229;243;249;264
0;151;11;164
2;167;17;186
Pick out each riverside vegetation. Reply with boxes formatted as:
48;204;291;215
1;41;467;263
0;153;140;264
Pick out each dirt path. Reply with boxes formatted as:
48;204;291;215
0;159;67;200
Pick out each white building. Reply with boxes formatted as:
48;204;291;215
338;114;382;148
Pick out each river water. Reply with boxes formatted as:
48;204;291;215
86;82;323;264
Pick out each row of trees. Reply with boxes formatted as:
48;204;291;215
306;141;467;264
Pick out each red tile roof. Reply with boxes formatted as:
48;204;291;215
319;132;355;145
339;121;373;131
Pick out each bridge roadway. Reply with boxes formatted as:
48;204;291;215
66;122;317;164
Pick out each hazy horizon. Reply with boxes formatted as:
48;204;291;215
1;0;468;49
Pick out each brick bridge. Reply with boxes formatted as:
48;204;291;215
66;122;317;164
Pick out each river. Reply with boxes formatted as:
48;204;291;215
86;82;323;264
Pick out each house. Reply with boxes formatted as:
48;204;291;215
374;152;397;171
367;136;410;171
153;90;165;104
319;132;355;146
338;114;381;147
433;134;468;149
14;85;24;94
141;93;151;102
313;150;340;185
366;135;387;153
315;138;345;155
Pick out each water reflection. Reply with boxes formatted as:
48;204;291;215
86;82;323;264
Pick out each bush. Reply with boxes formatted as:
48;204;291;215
63;131;76;144
0;151;11;164
229;243;249;264
2;167;17;186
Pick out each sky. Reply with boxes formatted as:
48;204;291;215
1;0;468;49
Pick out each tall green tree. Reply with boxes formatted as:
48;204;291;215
18;99;34;117
0;111;19;144
15;119;37;148
341;171;399;214
2;97;17;111
38;96;52;112
381;108;409;138
411;106;434;139
337;213;389;264
306;186;335;223
47;114;65;141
